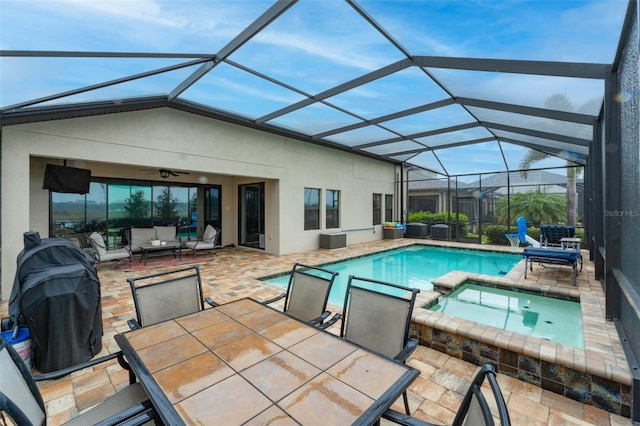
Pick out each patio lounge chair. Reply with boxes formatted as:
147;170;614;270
523;246;582;286
0;335;158;426
126;265;219;329
185;224;219;258
88;231;132;266
337;275;420;414
262;263;340;326
382;363;511;426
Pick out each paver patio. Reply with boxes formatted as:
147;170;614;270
0;239;631;425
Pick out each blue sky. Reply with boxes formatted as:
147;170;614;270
0;0;630;175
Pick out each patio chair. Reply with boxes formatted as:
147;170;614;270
0;335;158;426
127;265;219;329
523;246;582;286
89;231;131;266
337;275;420;414
185;224;219;258
540;224;575;248
382;364;511;426
262;263;340;326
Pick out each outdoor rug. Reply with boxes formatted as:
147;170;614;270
117;253;217;273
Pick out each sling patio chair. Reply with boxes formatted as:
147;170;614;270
262;263;340;326
0;335;158;426
382;364;511;426
335;275;420;415
126;265;219;329
539;224;575;248
184;224;219;258
89;231;132;266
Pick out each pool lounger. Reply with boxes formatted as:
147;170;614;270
523;247;582;286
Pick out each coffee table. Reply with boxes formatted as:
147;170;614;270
139;242;181;265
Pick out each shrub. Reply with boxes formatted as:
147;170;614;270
407;211;469;238
484;225;541;245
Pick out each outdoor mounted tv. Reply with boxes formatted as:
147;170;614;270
42;164;91;194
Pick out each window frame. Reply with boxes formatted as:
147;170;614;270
325;189;340;229
385;194;393;223
304;187;321;230
373;193;382;225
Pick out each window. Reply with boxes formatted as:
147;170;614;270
50;178;218;249
326;190;340;229
385;194;393;222
373;193;382;225
409;195;438;214
304;188;320;230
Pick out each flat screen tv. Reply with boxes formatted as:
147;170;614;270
42;164;91;194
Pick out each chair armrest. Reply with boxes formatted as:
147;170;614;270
205;296;220;307
307;311;330;325
114;407;159;426
262;292;286;305
382;408;435;426
127;319;141;330
394;338;418;363
33;351;124;381
93;400;156;426
319;313;342;329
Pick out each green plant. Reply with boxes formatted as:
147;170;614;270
483;225;542;245
407;211;470;238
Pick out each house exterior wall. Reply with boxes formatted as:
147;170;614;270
1;108;395;299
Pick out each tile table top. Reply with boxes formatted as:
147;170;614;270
115;298;419;425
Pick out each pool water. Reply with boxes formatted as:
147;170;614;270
263;245;520;306
430;283;584;348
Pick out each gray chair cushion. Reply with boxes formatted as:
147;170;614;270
0;346;46;426
202;225;217;244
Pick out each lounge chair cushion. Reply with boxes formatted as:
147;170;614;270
523;247;581;262
202;225;217;244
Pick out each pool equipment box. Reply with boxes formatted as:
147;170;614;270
320;232;346;249
431;224;450;240
405;223;428;239
383;228;404;239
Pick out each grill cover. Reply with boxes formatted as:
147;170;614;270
8;232;102;372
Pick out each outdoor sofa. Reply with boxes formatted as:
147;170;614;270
128;226;180;254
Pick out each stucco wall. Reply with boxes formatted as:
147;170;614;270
1;107;396;299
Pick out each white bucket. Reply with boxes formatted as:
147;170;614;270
2;328;32;369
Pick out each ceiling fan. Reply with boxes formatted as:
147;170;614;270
142;168;190;179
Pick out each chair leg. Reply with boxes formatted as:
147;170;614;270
403;390;410;414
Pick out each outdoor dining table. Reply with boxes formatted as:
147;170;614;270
114;298;420;425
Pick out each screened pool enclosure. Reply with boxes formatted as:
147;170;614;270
1;0;639;420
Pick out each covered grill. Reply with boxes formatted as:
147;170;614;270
8;232;102;372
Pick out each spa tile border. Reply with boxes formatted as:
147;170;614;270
411;271;633;418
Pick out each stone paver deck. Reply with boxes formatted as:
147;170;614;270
0;238;632;425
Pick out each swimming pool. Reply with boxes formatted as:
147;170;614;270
263;245;520;306
428;283;584;348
